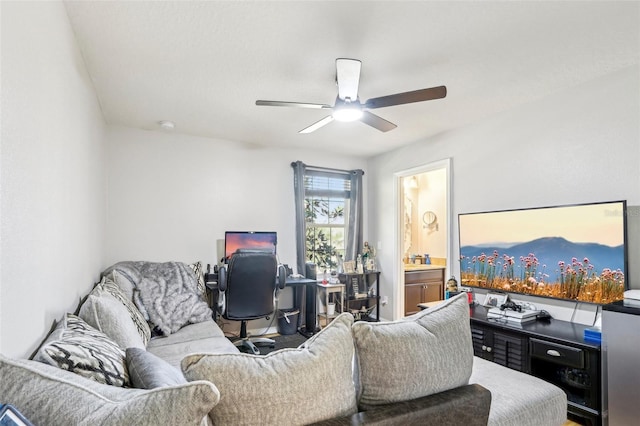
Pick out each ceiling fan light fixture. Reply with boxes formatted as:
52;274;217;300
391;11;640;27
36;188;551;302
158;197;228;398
255;58;445;133
332;105;363;122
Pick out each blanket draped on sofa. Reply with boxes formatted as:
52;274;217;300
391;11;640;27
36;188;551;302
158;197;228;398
104;261;212;335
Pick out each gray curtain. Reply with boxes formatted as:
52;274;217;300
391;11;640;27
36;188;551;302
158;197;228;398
345;169;364;262
291;161;364;272
291;161;307;275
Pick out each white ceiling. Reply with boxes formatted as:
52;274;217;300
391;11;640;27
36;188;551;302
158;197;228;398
64;1;639;158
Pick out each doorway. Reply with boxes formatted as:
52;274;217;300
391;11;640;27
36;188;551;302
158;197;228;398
393;159;451;319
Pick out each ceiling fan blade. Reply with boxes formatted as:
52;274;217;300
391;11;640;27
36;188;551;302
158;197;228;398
360;111;397;132
299;115;334;134
256;100;331;109
336;58;361;101
364;86;447;109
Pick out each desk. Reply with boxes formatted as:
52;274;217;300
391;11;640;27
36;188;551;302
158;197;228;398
205;274;318;336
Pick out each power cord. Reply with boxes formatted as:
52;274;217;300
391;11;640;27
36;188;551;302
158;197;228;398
593;305;601;328
248;275;284;338
570;301;579;323
250;295;279;338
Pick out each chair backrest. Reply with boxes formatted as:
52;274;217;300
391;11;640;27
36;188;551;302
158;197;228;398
222;250;279;321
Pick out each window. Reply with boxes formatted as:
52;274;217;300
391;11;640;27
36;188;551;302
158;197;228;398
292;161;363;275
304;172;350;270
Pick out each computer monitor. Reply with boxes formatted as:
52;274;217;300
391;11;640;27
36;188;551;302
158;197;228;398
224;231;277;262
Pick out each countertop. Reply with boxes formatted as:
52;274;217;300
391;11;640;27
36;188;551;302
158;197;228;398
403;264;446;271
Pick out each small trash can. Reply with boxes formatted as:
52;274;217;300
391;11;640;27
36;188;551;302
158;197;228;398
277;308;299;335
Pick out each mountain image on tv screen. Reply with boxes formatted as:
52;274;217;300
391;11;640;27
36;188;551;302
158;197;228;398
458;201;627;304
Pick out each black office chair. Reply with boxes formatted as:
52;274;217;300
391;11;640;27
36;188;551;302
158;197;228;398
217;250;286;354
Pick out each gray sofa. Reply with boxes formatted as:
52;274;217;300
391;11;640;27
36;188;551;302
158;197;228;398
0;263;567;425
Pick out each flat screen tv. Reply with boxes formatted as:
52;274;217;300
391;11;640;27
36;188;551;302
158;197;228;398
458;200;627;304
224;231;277;261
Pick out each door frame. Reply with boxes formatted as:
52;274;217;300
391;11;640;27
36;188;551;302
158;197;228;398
393;158;452;319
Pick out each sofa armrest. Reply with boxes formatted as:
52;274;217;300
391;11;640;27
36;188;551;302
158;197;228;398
308;384;491;426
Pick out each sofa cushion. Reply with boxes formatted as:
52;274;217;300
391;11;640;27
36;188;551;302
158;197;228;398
470;356;567;426
33;313;130;387
145;319;238;368
105;268;135;300
352;293;474;408
146;319;226;348
149;336;240;369
79;290;146;350
126;348;186;389
181;313;358;425
99;275;152;345
0;354;219;426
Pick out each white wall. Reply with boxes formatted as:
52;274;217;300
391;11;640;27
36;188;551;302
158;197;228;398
104;126;367;270
416;169;447;259
0;2;106;357
104;125;367;332
368;65;640;322
403;169;447;261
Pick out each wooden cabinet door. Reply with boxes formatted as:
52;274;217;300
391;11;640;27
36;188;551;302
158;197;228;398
493;331;528;373
404;269;445;315
471;325;494;361
424;282;443;302
405;283;424;316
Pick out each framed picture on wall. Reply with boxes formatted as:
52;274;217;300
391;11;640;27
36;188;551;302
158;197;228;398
343;260;356;274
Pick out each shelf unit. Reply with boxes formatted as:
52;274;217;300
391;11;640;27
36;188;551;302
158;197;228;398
317;282;345;328
338;271;380;322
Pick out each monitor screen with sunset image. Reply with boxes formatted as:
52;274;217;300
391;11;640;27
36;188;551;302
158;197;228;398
224;231;277;261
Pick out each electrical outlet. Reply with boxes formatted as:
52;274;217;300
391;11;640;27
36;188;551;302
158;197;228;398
381;295;388;306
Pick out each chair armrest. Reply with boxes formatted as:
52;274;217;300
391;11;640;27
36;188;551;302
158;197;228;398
218;265;227;292
308;384;491;426
277;265;287;290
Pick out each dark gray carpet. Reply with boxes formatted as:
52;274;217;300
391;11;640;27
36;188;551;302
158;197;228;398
255;332;308;355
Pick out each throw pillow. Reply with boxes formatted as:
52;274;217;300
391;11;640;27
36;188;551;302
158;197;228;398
34;313;130;387
189;261;207;298
79;290;146;350
126;348;186;389
0;354;219;426
352;294;474;408
181;313;358;425
99;275;152;345
104;268;135;300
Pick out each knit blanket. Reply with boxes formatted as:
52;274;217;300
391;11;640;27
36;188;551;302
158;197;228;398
104;261;212;335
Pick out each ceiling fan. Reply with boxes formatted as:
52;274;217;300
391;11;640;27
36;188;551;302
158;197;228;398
256;58;446;134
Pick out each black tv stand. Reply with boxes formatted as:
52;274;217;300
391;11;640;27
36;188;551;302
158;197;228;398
469;305;602;425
